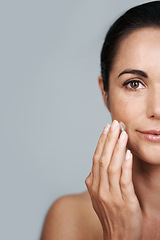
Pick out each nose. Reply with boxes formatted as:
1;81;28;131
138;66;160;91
146;87;160;119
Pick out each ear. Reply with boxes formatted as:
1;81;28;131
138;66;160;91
98;76;111;112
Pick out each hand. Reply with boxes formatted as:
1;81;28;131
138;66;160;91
85;120;143;240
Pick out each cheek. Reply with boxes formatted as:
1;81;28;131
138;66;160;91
109;95;138;152
108;93;132;121
109;92;148;155
108;91;145;121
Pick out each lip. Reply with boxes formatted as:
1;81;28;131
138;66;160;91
137;130;160;142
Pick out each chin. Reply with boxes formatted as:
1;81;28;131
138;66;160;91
127;140;160;165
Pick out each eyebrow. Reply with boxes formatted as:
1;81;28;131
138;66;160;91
118;69;148;78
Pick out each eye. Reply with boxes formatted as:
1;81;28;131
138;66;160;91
123;80;145;90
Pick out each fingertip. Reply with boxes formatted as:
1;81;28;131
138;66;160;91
123;150;133;169
125;149;131;161
103;124;111;135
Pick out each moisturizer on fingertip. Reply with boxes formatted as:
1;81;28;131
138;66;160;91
120;121;125;132
125;149;131;160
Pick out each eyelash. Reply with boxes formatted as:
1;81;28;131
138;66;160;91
122;79;145;91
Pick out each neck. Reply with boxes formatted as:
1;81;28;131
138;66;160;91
132;155;160;218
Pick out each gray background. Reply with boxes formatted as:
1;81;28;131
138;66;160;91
1;0;151;239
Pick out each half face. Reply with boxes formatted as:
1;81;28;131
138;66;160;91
107;27;160;164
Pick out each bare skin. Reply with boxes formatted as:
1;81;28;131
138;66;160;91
41;27;160;240
41;191;104;240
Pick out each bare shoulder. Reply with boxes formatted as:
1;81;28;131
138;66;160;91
41;191;103;240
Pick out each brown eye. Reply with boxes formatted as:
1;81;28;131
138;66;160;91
130;81;139;89
123;80;144;90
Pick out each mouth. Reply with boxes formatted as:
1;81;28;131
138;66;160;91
137;130;160;142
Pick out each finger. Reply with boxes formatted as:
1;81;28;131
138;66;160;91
120;150;137;203
99;120;120;190
92;124;110;192
85;171;106;223
107;131;128;195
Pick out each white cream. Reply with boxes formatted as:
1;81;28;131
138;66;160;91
120;121;125;132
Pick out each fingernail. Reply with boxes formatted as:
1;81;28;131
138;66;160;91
111;120;119;131
120;121;125;132
118;131;127;143
125;149;131;160
103;124;110;134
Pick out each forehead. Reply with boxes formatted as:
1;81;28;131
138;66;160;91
110;27;160;76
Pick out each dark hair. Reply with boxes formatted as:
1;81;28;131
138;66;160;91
101;1;160;92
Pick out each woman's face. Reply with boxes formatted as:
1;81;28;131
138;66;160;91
106;27;160;164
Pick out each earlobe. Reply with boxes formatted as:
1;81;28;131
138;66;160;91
106;94;111;112
98;76;111;112
98;76;104;94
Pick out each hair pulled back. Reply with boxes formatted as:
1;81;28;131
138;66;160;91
101;1;160;92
